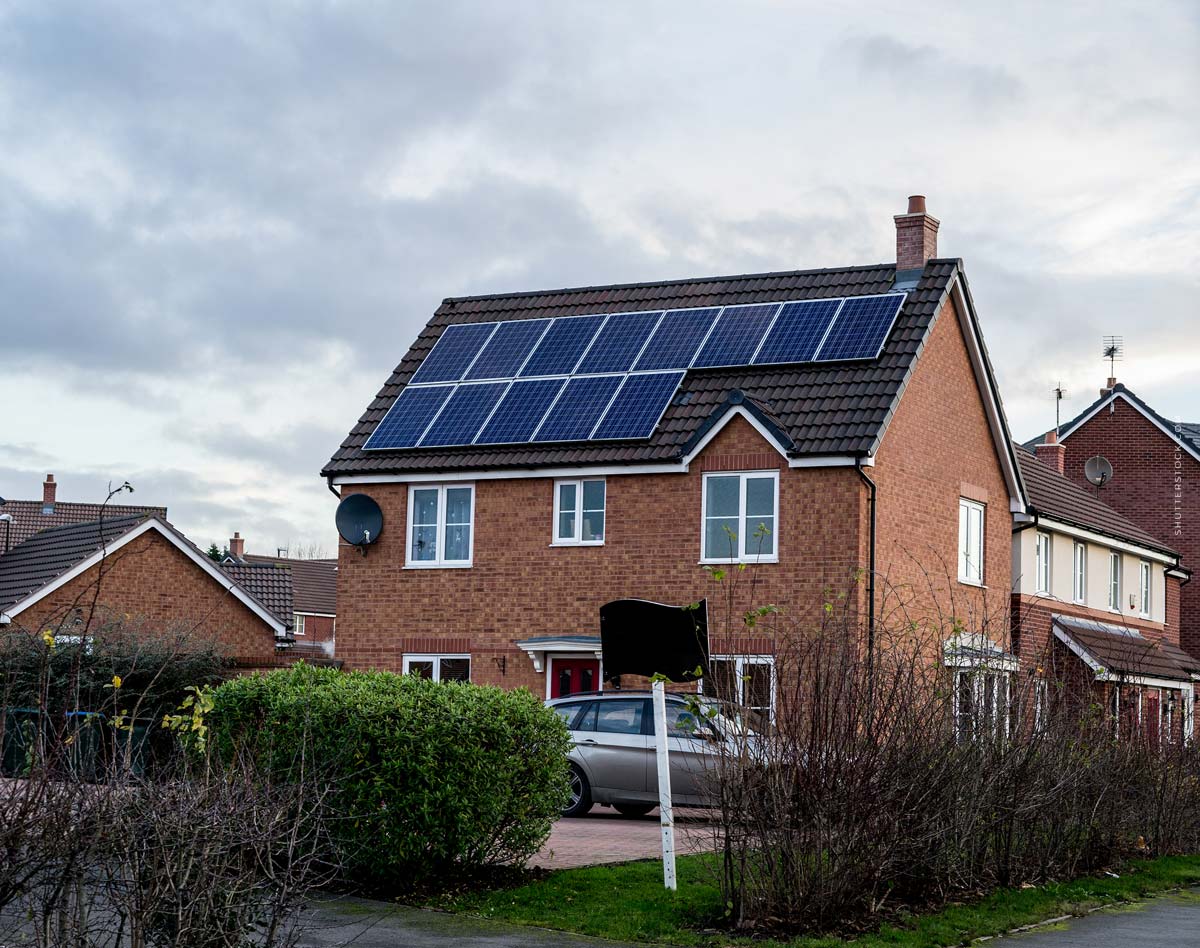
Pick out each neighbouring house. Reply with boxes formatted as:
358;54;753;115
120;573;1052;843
221;532;337;656
0;514;303;672
0;473;165;552
1008;445;1196;743
323;196;1030;715
1028;382;1200;662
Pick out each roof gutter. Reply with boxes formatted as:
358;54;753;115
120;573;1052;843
855;456;877;696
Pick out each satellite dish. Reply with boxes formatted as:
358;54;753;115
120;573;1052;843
335;494;384;551
1084;456;1113;488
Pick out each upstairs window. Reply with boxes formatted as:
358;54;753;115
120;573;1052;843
701;471;779;563
407;484;474;567
1139;560;1151;616
1035;532;1052;593
554;479;606;545
1073;542;1087;603
958;499;985;585
1108;551;1122;610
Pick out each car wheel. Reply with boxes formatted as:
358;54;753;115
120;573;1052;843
612;803;656;818
562;764;593;817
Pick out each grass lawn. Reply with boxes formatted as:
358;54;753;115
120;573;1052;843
441;853;1200;947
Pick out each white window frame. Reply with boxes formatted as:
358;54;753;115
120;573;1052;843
700;470;780;564
1108;550;1122;611
1033;677;1049;734
958;498;985;585
1035;532;1052;594
700;654;776;722
402;653;471;682
551;478;606;546
293;614;306;637
1139;560;1151;617
953;667;1010;742
1073;541;1087;603
405;483;475;568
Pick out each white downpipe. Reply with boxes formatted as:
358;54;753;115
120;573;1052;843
652;680;677;891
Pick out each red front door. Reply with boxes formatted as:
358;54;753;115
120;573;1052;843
551;658;600;699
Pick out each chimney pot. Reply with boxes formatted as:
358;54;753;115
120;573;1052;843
894;195;940;271
229;532;245;560
907;194;926;214
42;474;56;513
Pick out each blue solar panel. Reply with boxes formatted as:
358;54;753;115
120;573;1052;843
465;319;550;380
575;311;662;374
752;298;842;365
418;382;509;447
815;294;905;361
533;375;623;442
475;378;565;444
692;304;780;368
592;372;684;440
633;308;719;370
363;385;454;449
409;323;497;384
519;315;605;377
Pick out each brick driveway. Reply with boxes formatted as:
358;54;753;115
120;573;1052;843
532;807;718;869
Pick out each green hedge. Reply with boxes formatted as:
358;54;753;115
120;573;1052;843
207;663;571;887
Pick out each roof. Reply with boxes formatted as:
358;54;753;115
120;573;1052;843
242;555;336;615
0;499;166;549
324;260;967;476
0;515;287;636
1015;447;1178;557
222;563;294;629
1030;383;1200;462
1053;614;1197;683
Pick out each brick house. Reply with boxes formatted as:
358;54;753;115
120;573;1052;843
0;473;164;552
323;197;1028;714
1029;383;1200;662
1010;445;1196;743
0;514;295;671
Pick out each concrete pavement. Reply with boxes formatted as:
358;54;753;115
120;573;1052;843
531;807;717;869
1000;889;1200;945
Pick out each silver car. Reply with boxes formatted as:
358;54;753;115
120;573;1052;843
547;691;727;818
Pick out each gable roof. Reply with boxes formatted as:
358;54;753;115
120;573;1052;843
1015;447;1178;557
222;562;294;629
0;515;287;636
325;259;1022;503
1037;383;1200;464
241;555;336;615
0;499;166;550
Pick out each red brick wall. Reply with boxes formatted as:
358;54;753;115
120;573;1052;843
11;530;281;667
1060;396;1200;657
298;613;335;643
871;295;1014;657
335;415;868;689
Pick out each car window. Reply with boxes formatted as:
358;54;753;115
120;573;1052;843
647;702;706;738
594;699;644;735
551;702;588;729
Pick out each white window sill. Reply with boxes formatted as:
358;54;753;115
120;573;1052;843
550;541;605;548
699;557;780;566
404;562;473;570
957;578;986;588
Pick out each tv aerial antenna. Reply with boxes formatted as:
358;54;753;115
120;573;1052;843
1053;382;1068;435
1102;336;1123;377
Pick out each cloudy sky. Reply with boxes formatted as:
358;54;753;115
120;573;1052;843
1;1;1197;555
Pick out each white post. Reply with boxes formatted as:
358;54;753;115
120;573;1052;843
652;679;677;891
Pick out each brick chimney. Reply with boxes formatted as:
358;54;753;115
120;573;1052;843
894;195;940;272
1034;430;1066;475
229;532;245;560
42;474;56;514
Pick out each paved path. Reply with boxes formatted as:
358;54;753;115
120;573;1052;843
532;807;717;869
1000;889;1200;945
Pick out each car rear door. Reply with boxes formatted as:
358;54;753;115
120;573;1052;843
646;700;717;804
572;698;651;800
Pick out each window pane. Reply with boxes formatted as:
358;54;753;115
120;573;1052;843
705;517;739;559
439;657;470;682
580;667;594;691
552;702;586;728
444;523;471;561
558;510;577;540
707;659;737;703
573;702;598;732
745;516;774;556
595;700;644;734
581;510;604;542
745;662;772;711
582;480;605;512
445;487;472;524
412;488;438;525
706;476;740;517
558;482;577;517
412;524;437;561
662;703;702;738
745;476;775;517
407;660;434;679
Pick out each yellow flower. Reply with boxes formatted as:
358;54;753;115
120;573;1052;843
42;630;56;649
111;675;123;690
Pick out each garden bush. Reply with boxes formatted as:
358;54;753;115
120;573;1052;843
207;663;572;888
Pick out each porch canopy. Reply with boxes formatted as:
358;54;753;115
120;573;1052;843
1052;614;1200;686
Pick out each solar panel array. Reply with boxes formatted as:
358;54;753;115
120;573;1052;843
364;292;905;451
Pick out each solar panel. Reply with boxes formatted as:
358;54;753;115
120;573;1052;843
575;311;662;374
519;315;605;377
363;385;454;449
752;298;842;365
533;375;623;442
815;294;905;361
418;382;509;446
475;378;566;445
409;323;497;384
633;308;719;370
464;319;550;380
692;303;780;368
592;372;684;440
